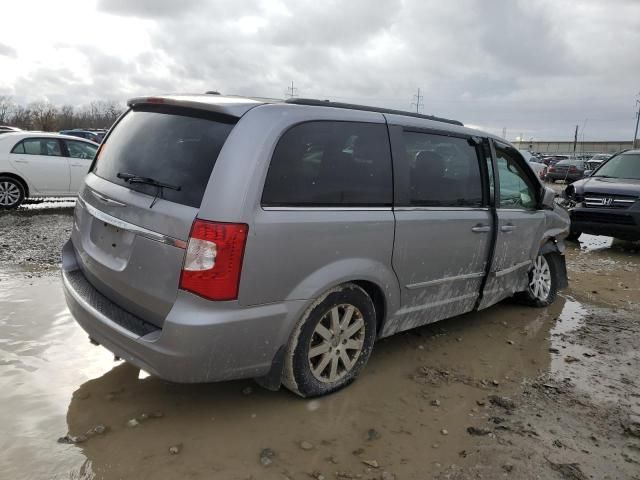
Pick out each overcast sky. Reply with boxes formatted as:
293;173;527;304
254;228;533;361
1;0;639;140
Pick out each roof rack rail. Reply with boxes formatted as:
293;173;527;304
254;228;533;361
284;98;464;126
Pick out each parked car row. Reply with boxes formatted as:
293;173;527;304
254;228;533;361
59;128;106;144
0;132;98;207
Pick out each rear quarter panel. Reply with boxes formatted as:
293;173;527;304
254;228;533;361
197;104;401;313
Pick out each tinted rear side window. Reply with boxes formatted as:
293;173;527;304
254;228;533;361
262;121;392;206
401;131;483;207
92;106;236;208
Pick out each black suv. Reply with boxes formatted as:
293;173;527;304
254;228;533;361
563;149;640;241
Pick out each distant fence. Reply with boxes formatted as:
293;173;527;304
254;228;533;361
513;140;633;155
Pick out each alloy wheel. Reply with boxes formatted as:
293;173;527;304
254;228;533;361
529;255;552;301
0;181;21;207
308;304;366;383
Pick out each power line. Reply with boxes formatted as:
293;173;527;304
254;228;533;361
411;88;424;113
285;81;298;98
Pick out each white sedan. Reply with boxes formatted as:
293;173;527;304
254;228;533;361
0;132;99;208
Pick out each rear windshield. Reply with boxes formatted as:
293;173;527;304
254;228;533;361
556;160;581;166
92;105;236;208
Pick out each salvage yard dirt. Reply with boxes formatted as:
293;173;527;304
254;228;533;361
1;202;639;479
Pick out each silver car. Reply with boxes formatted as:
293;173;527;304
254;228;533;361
62;94;570;397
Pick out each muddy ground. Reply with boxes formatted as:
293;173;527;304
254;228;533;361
0;201;639;480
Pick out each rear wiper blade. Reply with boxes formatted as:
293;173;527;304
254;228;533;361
117;172;181;209
116;172;181;191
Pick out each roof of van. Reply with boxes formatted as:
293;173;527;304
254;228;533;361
127;93;475;131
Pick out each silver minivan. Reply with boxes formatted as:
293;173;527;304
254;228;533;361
62;94;570;397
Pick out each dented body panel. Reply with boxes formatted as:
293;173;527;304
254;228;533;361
62;94;570;387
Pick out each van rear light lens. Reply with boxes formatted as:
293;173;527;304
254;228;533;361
179;220;248;301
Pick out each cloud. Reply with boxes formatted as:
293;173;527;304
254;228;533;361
2;0;640;140
0;42;16;58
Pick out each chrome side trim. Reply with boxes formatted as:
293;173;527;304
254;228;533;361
77;196;187;249
261;206;392;211
494;260;531;277
394;206;489;212
406;272;485;290
89;189;127;207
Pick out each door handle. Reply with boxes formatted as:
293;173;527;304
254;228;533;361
471;225;491;233
501;225;517;233
14;159;28;164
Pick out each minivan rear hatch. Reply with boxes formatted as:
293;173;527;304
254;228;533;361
71;101;242;328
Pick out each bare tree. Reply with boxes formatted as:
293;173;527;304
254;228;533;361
10;105;32;129
0;95;14;125
58;105;75;130
29;101;59;131
1;98;125;131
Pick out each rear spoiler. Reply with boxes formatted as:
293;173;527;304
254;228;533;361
127;94;266;118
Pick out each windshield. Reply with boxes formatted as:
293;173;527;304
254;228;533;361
593;153;640;180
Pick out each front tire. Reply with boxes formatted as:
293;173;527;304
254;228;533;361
517;253;561;307
0;177;25;209
282;284;377;398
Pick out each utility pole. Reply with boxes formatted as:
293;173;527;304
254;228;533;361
573;124;579;155
285;81;298;98
633;95;640;149
411;88;424;113
502;127;507;140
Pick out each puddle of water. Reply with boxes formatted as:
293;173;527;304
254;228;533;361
0;274;594;480
0;273;114;480
550;297;588;335
549;296;637;407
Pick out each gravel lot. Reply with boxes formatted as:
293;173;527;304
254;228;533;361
1;201;639;480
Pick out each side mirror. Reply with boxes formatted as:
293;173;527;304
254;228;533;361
584;170;593;177
541;186;556;209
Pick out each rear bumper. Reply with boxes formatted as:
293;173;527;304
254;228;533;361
569;207;640;240
62;239;306;383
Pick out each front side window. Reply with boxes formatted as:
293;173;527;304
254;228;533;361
262;121;392;206
402;131;483;207
495;144;537;209
11;138;62;156
66;140;97;160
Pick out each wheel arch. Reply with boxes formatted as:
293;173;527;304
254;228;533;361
0;171;30;198
538;236;568;290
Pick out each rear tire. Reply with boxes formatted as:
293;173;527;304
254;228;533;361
516;253;561;307
0;176;25;209
282;283;377;398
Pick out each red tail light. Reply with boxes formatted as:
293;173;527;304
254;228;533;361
568;166;577;172
179;220;248;301
549;167;556;172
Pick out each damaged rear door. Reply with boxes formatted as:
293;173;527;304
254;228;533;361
386;124;493;335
